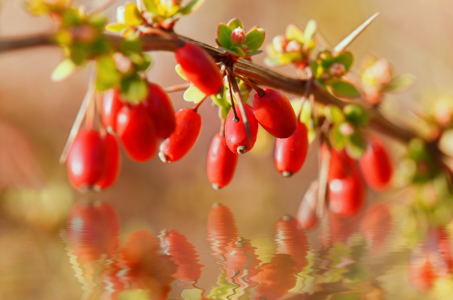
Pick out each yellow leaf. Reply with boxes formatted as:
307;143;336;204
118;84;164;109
175;64;188;81
183;85;206;103
51;59;76;82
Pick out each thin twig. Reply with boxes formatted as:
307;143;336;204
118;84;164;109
317;138;330;218
235;75;266;98
227;75;239;122
296;78;313;121
59;76;96;164
164;83;190;93
192;97;207;112
333;13;379;55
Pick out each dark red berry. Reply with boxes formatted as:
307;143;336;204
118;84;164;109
95;132;121;190
67;129;106;190
159;108;201;162
359;135;393;191
175;43;223;96
252;88;297;138
142;82;176;139
101;89;124;132
225;104;259;154
274;121;309;177
207;133;238;189
116;105;158;162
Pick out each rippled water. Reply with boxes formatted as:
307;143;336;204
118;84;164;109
57;198;453;300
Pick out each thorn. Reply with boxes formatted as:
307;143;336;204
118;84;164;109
333;13;379;55
158;152;168;163
282;171;293;178
237;145;248;154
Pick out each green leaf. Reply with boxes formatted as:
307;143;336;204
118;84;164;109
183;85;206;103
328;80;360;98
135;53;152;71
120;37;142;54
227;18;243;30
245;50;263;57
330;125;346;150
180;0;205;15
124;3;144;27
217;24;232;48
384;73;416;92
343;104;369;127
277;52;302;65
96;56;119;91
325;105;345;124
285;24;304;43
245;27;265;52
231;46;246;58
120;75;148;103
304;19;317;42
175;64;188;81
218;46;240;56
106;23;128;33
141;0;159;14
51;59;77;82
346;132;366;158
310;60;318;76
70;43;88;65
334;51;353;71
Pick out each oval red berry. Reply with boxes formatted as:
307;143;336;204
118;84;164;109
225;104;259;154
207;133;239;189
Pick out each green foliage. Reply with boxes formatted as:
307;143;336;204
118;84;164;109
327;80;360;98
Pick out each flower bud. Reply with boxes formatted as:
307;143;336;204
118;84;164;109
230;27;246;45
339;122;355;136
371;59;392;86
241;44;249;52
285;40;302;53
272;35;288;52
329;62;346;77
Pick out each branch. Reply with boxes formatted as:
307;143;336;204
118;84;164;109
0;31;416;143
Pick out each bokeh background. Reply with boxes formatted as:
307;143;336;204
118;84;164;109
1;0;453;299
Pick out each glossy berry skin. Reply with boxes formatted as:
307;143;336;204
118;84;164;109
67;129;106;190
359;135;393;191
159;108;201;162
207;134;239;189
175;43;223;96
274;121;309;177
142;82;176;139
225;104;259;154
116;105;158;162
327;149;365;217
252;88;297;138
102;89;124;132
95;132;121;190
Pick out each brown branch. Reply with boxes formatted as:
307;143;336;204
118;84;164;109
0;31;416;144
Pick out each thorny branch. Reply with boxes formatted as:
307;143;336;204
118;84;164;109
0;31;416;144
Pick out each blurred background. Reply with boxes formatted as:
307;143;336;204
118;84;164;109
1;0;453;299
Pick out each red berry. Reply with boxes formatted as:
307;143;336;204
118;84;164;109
101;89;124;132
225;104;259;154
327;149;365;217
66;202;120;262
175;43;223;96
359;202;392;251
223;238;260;286
252;88;297;138
359;135;393;191
116;105;158;162
207;133;239;189
142;82;176;139
274;121;309;177
207;203;238;257
67;129;106;190
95;132;121;190
159;108;201;162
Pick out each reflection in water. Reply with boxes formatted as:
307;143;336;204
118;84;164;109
62;199;453;299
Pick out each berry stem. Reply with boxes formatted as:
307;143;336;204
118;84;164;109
236;75;266;98
59;75;96;164
192;97;207;112
219;117;226;137
317;137;330;218
227;69;252;146
296;77;313;121
164;83;191;93
227;74;240;122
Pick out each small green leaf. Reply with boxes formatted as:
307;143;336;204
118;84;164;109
343;104;369;127
325;105;345;124
180;0;205;15
141;0;159;14
218;47;239;56
346;132;366;158
51;59;77;82
183;85;206;103
96;56;119;91
175;64;188;81
285;24;304;43
277;52;303;65
217;24;232;48
384;73;416;92
304;19;317;42
135;54;152;71
328;80;360;98
120;75;148;103
310;60;318;75
330;125;346;150
231;46;246;57
227;18;243;30
124;3;144;27
334;51;353;71
120;37;142;54
245;27;265;52
245;50;263;57
106;23;128;33
70;43;88;65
